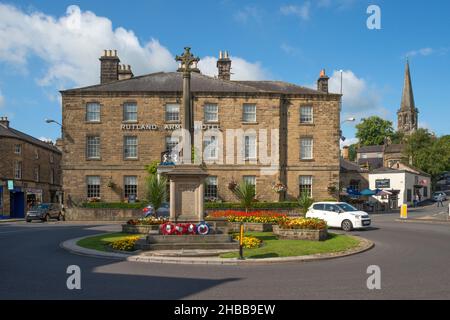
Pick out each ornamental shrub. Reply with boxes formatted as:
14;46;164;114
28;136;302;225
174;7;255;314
278;218;327;230
233;235;262;249
109;236;140;251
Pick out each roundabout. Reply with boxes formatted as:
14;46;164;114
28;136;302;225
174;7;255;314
61;231;374;265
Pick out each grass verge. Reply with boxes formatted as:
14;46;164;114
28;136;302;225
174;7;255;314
76;232;139;252
220;232;360;259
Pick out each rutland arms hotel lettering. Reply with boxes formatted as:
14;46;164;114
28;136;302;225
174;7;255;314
121;123;220;131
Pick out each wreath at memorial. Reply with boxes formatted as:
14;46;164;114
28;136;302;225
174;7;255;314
160;222;210;235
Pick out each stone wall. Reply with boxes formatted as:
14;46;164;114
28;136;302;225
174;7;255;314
65;207;142;221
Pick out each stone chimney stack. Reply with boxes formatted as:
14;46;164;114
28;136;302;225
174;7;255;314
217;50;232;81
342;146;349;160
99;50;120;84
118;64;134;80
317;69;329;94
0;116;9;128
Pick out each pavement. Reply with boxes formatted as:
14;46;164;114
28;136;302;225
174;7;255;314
1;204;450;299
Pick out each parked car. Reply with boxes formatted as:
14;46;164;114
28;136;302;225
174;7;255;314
142;202;170;218
26;203;63;222
432;191;448;202
306;202;371;232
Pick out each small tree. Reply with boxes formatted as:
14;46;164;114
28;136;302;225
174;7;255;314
232;181;256;213
298;193;314;215
146;174;167;215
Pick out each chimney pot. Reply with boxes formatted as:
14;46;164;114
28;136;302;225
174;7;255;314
317;68;329;94
100;49;120;84
217;50;232;81
0;116;10;128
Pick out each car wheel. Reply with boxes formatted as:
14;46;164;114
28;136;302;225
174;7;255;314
341;220;353;232
26;219;31;223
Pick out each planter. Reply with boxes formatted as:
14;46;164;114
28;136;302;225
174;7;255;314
276;228;328;241
121;224;161;234
230;222;274;232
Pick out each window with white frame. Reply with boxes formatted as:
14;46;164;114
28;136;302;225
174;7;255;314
204;104;218;122
300;106;313;124
205;176;218;198
299;176;313;197
124;176;138;199
244;134;257;160
165;136;179;153
14;161;22;179
34;166;40;182
243;176;256;189
300;137;313;160
14;144;21;155
86;102;101;122
165;104;180;122
123;102;138;122
87;176;100;198
124;136;138;159
243;104;256;122
203;136;218;160
34;149;39;160
86;136;100;159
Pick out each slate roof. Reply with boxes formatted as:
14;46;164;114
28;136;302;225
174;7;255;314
384;143;405;154
61;72;334;96
0;124;61;153
340;158;367;173
357;145;384;153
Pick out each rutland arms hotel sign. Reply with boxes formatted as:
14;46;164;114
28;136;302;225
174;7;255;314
121;123;220;131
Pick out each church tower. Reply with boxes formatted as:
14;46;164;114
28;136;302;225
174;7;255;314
397;60;419;134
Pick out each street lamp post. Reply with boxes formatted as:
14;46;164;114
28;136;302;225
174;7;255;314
45;118;63;139
340;117;356;142
175;47;200;164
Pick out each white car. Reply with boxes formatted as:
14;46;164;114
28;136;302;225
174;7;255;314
306;202;371;232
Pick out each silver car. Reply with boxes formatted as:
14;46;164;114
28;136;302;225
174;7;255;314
26;203;63;222
432;191;448;202
143;202;170;218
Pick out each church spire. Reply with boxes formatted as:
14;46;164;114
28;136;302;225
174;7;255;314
400;59;415;111
397;60;419;135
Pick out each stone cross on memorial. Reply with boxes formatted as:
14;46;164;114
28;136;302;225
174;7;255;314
175;47;200;164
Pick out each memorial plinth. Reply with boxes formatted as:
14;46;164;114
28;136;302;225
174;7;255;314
158;164;208;223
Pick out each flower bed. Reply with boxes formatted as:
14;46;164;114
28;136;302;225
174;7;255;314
122;217;168;234
233;235;262;249
208;210;286;223
109;235;141;251
275;218;328;241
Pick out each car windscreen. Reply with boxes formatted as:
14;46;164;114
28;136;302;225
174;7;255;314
336;203;358;212
31;204;50;210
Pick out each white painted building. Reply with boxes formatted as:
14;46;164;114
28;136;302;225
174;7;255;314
369;167;431;208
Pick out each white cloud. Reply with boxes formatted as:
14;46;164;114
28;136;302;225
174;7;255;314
198;56;269;80
327;70;389;120
405;48;434;58
39;137;54;143
404;47;448;58
280;3;311;21
280;43;300;56
0;4;177;88
234;6;263;24
0;4;269;90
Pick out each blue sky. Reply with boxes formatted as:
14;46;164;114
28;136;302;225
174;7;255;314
0;0;449;143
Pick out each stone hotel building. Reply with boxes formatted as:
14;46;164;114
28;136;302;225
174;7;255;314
61;50;341;204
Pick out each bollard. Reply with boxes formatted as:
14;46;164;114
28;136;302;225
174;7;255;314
400;204;408;219
238;223;244;260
